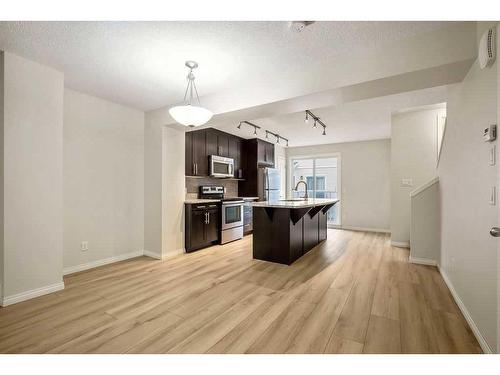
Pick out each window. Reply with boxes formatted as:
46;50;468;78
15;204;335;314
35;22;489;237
290;155;340;226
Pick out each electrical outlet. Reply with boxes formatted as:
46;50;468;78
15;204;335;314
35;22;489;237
81;241;89;252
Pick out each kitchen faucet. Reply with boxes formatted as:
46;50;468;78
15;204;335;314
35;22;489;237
294;180;309;199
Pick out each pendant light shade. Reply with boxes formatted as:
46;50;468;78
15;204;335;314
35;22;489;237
169;61;213;127
169;105;213;127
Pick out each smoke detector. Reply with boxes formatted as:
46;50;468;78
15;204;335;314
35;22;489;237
289;21;314;33
479;28;496;69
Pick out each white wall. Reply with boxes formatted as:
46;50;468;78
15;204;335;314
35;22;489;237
390;106;443;245
144;109;185;259
1;52;64;303
410;179;440;263
63;89;144;272
438;24;498;353
162;127;185;258
287;139;391;232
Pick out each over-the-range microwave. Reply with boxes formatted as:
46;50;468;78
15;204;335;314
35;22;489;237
209;155;234;178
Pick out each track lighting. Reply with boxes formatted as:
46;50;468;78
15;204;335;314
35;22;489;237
237;121;289;147
305;110;328;137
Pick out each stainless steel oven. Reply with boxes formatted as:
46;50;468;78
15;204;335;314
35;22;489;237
210;155;234;178
221;199;244;244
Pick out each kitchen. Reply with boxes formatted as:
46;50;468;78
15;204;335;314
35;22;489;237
183;124;338;263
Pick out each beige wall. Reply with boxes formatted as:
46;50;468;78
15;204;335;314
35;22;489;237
63;88;144;272
144;111;164;257
1;52;64;303
390;106;443;245
287;139;391;232
438;24;498;353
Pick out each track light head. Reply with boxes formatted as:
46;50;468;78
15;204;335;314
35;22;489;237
265;131;268;139
253;127;257;135
237;122;242;129
286;139;289;147
313;119;317;129
304;111;309;123
322;127;326;136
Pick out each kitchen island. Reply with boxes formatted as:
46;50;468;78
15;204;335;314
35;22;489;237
251;198;339;265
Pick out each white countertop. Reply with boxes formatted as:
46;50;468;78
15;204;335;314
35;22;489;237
184;197;260;204
251;198;339;209
184;199;221;204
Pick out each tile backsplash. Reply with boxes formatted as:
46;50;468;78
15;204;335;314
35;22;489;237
185;177;238;198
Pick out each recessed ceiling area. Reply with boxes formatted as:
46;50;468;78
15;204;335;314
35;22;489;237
216;85;449;147
0;21;460;110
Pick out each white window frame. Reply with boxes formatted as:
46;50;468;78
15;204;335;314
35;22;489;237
288;152;341;228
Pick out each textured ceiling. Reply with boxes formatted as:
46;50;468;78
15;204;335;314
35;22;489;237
216;85;449;147
0;21;457;110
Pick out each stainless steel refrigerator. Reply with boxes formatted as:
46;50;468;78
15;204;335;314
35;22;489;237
258;167;281;202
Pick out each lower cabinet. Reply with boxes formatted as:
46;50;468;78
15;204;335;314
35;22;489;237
185;203;220;252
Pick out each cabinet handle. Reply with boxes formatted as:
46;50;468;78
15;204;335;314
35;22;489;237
195;163;198;175
205;212;208;224
193;163;196;175
207;212;210;224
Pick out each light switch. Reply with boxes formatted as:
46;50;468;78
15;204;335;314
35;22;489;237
401;178;413;187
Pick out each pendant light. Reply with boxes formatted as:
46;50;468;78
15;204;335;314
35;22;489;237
169;61;213;127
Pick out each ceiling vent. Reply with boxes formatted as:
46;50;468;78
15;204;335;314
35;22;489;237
479;28;496;69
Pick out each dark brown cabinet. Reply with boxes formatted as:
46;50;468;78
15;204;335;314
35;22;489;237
238;138;275;198
228;136;242;177
255;139;275;167
185;130;208;176
185;128;244;178
185;203;220;252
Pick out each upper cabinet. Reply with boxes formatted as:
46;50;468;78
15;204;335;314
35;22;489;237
185;129;208;176
256;139;275;167
185;128;244;178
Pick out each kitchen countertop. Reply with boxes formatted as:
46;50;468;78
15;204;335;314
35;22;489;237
184;196;260;204
184;199;221;204
251;198;339;209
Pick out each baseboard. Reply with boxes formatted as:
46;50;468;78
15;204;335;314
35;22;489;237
1;281;65;307
143;250;162;260
163;248;185;259
438;267;493;354
63;250;144;275
391;241;410;248
409;256;437;266
341;225;391;234
144;248;185;260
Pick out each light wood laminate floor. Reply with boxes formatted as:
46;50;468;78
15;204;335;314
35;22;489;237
0;230;481;354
